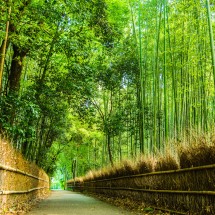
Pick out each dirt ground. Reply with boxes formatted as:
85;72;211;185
86;192;170;215
27;190;135;215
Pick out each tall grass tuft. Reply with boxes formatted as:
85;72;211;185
155;155;179;171
134;156;154;174
179;132;215;168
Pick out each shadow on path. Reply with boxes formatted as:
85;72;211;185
28;190;134;215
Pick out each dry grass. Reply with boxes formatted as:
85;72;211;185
179;133;215;168
75;157;155;182
111;160;137;177
179;144;215;168
68;131;215;183
155;155;179;171
135;156;155;174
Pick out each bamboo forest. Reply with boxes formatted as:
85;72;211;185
1;0;215;181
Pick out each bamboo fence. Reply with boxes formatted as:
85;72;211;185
68;164;215;214
0;164;49;195
0;140;49;213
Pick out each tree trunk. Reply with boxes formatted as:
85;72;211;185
8;44;26;93
107;132;113;166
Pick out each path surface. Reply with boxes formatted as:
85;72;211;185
28;190;134;215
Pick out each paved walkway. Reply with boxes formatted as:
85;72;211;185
28;190;134;215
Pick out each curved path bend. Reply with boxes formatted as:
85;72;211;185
28;190;134;215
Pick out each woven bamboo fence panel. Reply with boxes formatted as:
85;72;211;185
0;139;49;213
68;165;215;214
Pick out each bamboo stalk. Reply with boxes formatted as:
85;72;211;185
76;163;215;182
152;206;187;215
78;186;215;196
206;0;215;87
0;186;49;195
163;0;168;140
0;163;49;182
0;6;11;93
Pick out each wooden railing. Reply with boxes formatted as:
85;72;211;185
0;163;48;182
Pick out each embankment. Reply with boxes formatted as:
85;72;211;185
0;139;49;214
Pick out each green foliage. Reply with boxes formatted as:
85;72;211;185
1;0;215;178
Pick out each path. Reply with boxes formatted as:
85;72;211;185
28;190;135;215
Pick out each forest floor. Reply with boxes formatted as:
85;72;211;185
26;190;135;215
